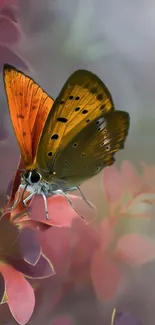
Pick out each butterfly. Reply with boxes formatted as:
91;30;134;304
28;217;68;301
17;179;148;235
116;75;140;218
3;64;130;219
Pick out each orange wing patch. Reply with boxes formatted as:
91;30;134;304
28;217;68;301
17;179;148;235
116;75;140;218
3;64;54;170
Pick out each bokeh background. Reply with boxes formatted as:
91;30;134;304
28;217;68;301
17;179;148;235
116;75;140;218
0;0;155;324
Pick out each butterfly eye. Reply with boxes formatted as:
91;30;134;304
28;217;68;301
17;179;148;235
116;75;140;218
30;170;41;184
81;152;85;156
73;143;78;148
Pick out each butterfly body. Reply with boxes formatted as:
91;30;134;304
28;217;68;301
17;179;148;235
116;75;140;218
22;169;77;195
3;64;130;219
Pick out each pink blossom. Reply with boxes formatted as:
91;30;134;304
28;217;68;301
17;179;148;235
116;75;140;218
90;161;155;301
102;161;155;219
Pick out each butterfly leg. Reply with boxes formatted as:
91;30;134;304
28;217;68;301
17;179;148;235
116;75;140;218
21;184;29;206
23;191;50;220
40;191;49;220
8;184;23;210
76;186;94;209
55;189;85;219
23;191;35;206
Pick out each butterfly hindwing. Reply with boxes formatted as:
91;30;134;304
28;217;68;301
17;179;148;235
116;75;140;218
3;64;54;169
50;110;130;186
37;69;115;174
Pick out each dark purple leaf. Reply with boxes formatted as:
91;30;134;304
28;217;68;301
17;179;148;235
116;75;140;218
19;228;41;265
8;254;55;279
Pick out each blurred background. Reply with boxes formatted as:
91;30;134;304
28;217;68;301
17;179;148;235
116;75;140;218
0;1;155;324
1;0;155;202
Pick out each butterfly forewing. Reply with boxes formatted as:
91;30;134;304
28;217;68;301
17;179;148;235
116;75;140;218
37;69;115;173
3;64;54;169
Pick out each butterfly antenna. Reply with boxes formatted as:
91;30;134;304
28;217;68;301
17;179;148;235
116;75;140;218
55;189;85;220
0;168;25;173
76;186;94;209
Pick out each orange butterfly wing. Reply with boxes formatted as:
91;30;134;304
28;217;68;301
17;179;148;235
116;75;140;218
3;64;54;170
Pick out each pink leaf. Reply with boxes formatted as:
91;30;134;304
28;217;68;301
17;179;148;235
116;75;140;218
1;6;17;22
91;250;121;301
115;234;155;266
0;45;30;71
0;263;35;325
0;15;21;44
0;0;14;8
102;165;123;205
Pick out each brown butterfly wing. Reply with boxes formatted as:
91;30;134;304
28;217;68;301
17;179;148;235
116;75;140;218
49;110;130;186
37;69;115;175
3;64;54;169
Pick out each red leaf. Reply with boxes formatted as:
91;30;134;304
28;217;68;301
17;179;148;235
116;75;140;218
0;263;35;325
115;234;155;266
5;158;24;211
91;250;121;301
29;194;96;227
